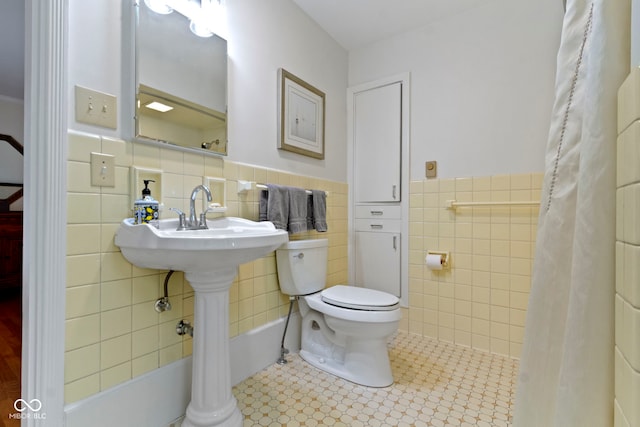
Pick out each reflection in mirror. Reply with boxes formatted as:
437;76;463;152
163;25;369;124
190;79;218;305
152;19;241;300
135;1;228;154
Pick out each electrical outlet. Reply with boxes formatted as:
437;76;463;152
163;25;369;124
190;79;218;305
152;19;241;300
90;152;115;187
425;161;437;178
75;85;118;129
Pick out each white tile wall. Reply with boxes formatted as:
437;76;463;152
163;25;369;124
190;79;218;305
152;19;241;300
64;131;348;404
407;173;541;358
615;67;640;427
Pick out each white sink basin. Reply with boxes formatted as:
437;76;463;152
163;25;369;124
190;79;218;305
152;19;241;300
114;217;289;273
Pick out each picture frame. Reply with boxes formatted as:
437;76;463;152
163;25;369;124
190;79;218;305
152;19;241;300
277;68;325;159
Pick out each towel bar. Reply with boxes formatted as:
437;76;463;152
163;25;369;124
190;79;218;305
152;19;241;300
237;180;328;196
256;183;314;195
446;199;539;209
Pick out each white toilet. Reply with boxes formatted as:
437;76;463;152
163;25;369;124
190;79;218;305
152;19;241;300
276;238;401;387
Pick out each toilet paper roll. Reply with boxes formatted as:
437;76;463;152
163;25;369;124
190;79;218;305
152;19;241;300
426;254;444;271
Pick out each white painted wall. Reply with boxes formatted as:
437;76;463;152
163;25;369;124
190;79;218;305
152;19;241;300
67;0;348;182
348;0;564;180
0;96;23;142
0;96;24;194
67;0;122;138
225;0;348;180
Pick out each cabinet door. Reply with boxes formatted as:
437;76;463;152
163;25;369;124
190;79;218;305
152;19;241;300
353;82;401;203
354;231;400;297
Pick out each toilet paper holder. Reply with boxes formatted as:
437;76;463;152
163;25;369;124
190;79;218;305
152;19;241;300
426;251;450;269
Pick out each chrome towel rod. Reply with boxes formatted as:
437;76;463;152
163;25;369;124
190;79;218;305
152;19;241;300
446;199;540;209
236;180;328;196
255;183;328;196
256;183;312;195
250;184;329;196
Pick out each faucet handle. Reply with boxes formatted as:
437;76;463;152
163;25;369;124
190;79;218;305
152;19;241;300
199;203;223;228
198;212;209;229
169;208;187;230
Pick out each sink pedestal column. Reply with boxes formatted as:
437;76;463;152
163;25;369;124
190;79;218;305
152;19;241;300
181;268;243;427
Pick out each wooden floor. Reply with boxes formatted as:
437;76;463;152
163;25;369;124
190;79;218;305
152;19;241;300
0;289;21;427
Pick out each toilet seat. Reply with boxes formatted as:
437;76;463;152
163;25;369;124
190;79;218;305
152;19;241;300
304;291;401;323
320;285;399;311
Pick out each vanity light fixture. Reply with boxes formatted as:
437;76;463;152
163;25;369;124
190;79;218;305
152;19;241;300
145;101;174;113
144;0;224;39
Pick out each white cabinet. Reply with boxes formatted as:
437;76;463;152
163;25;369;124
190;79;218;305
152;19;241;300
348;73;409;306
354;208;401;297
354;205;402;220
353;82;402;203
355;230;401;297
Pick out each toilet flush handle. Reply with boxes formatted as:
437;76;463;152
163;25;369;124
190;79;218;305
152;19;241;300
294;253;304;259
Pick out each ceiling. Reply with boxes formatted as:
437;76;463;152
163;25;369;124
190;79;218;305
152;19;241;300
0;0;489;100
292;0;488;51
0;0;24;100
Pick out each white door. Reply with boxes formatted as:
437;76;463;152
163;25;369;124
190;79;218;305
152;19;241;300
353;82;402;203
354;231;401;297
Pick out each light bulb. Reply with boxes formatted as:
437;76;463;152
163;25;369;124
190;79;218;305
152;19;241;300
144;0;173;15
189;18;214;38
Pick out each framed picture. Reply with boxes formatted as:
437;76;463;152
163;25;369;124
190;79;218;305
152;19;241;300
278;68;325;159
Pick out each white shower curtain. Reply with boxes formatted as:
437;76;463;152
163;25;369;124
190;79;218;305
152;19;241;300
513;1;629;426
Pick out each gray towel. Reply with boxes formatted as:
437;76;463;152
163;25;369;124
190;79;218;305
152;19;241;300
259;184;289;230
306;194;314;231
259;190;269;222
312;190;327;232
287;187;309;234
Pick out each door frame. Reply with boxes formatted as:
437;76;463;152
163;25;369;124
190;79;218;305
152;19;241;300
22;0;68;425
347;73;410;307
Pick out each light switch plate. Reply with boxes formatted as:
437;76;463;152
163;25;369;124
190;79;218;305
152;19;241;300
91;152;115;187
75;85;118;129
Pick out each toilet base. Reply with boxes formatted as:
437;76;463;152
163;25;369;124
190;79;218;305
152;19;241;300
299;335;394;388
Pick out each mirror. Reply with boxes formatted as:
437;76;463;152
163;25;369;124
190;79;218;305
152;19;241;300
135;1;228;155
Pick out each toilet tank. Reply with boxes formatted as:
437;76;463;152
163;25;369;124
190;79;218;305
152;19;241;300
276;239;328;296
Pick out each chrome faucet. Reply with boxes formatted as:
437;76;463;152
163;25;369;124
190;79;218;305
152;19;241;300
189;185;212;229
168;185;213;230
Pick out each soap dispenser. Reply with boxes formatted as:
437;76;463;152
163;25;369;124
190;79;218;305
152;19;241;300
134;180;159;225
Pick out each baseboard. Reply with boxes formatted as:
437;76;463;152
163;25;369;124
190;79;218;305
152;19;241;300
229;311;301;386
63;357;191;427
64;313;300;427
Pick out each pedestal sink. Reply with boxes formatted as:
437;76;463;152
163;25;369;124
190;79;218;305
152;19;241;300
114;217;288;427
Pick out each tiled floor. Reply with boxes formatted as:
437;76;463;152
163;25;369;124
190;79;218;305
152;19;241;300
233;331;518;427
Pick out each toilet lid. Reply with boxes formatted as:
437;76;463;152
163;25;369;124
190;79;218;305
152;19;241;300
321;285;399;311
